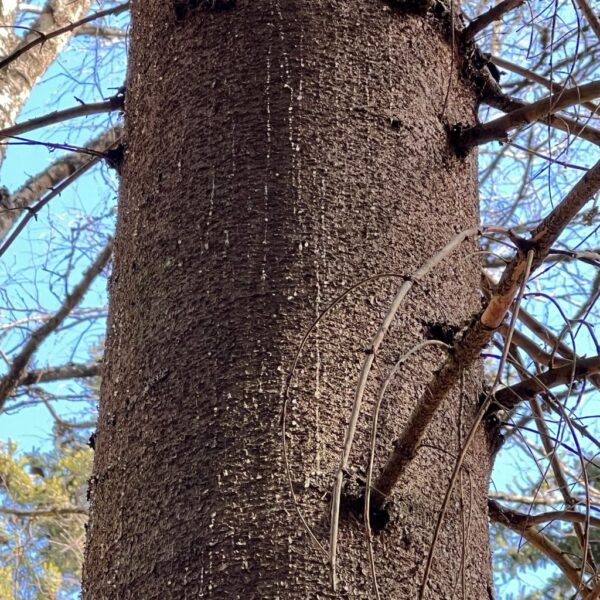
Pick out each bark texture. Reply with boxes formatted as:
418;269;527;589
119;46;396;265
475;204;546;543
84;1;494;598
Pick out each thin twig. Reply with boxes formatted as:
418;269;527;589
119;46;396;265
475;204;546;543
0;96;122;141
0;2;130;71
0;241;112;412
416;250;534;600
329;227;485;590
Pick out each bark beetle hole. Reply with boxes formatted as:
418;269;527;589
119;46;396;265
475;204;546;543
422;320;459;345
174;0;236;21
446;122;469;157
341;494;391;533
389;117;402;131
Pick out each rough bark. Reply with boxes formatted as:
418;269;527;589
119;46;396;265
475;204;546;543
84;2;494;598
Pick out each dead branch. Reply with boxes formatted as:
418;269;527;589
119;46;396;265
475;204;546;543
0;125;122;243
483;158;600;329
17;362;100;387
329;227;485;589
492;355;600;411
0;506;88;517
0;0;94;152
528;394;597;574
0;156;103;260
573;0;600;43
459;81;600;151
0;241;112;412
0;2;130;72
462;0;525;40
0;96;122;141
491;56;600;114
484;91;600;148
416;251;534;600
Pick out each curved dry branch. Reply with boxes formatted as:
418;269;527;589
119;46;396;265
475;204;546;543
329;226;486;589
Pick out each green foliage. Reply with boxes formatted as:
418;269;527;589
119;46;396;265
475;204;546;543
0;436;92;599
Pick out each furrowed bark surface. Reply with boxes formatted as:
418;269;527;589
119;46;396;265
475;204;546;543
84;2;493;598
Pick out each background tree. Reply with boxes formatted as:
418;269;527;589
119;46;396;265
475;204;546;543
0;0;599;598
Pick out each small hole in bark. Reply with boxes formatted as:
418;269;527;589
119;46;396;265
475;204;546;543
422;320;459;345
104;144;125;175
340;493;391;533
390;117;402;131
446;122;469;157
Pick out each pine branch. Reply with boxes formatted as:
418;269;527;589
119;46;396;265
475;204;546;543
489;499;594;595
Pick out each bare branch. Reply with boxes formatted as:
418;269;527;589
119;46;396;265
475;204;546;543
483;91;600;148
459;81;600;151
573;0;600;43
483;159;600;329
0;125;122;243
0;156;103;259
17;362;100;387
0;0;95;145
492;355;600;411
329;227;484;588
491;55;600;114
0;506;88;517
0;2;130;72
462;0;526;40
0;96;122;141
0;241;112;412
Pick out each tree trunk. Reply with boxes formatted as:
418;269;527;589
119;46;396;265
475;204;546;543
83;2;494;598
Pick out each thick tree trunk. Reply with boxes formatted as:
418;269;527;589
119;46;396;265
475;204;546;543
84;2;494;598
